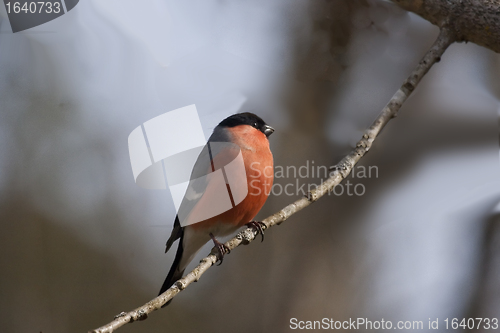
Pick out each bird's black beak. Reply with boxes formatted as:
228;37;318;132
263;124;275;137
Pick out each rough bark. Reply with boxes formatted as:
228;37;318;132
391;0;500;53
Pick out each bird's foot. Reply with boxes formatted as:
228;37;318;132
246;221;266;242
210;233;230;266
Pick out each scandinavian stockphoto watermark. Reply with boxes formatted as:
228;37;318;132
128;105;250;228
128;105;376;228
247;161;378;197
2;0;79;32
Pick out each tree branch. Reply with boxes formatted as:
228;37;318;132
89;27;456;333
391;0;500;53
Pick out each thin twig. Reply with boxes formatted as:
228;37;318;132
90;27;456;333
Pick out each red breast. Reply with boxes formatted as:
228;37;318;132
189;124;273;232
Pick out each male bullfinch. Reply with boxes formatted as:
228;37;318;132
158;112;274;299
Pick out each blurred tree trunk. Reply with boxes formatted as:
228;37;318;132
465;213;500;332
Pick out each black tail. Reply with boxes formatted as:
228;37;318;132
158;233;185;305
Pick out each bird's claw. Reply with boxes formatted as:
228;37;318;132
210;233;230;266
247;221;266;242
215;243;230;266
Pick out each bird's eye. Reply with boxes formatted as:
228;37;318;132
253;122;258;128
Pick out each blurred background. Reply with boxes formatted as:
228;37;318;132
1;0;499;332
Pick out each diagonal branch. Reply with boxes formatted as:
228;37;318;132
90;27;456;333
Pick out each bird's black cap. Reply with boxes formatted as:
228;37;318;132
218;112;275;137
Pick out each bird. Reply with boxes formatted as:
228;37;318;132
158;112;274;300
